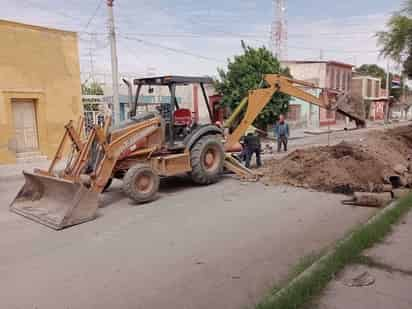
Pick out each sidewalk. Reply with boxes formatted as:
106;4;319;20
1;120;409;180
0;160;52;181
317;210;412;309
302;120;392;135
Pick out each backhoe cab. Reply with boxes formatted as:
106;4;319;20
126;75;221;148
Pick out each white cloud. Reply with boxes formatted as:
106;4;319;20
286;14;389;67
0;1;397;80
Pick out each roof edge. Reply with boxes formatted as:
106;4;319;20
0;19;77;36
282;60;354;68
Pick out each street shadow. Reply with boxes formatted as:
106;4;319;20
159;175;198;194
98;179;127;208
98;174;232;208
98;175;198;208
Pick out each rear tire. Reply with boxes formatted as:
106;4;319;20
190;135;224;185
123;164;159;203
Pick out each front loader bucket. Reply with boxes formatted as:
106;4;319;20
10;172;99;230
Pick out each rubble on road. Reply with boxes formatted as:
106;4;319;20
262;125;412;194
342;192;393;208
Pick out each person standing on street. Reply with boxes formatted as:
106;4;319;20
275;114;289;152
244;130;262;168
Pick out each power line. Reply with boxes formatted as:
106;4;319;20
287;44;379;54
19;0;83;27
92;29;377;40
83;0;104;31
119;35;225;64
115;0;268;45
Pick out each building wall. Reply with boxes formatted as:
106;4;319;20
351;76;384;121
0;20;82;164
351;79;364;99
325;63;352;92
283;62;327;87
370;100;386;120
283;61;355;127
351;76;381;99
288;87;320;128
324;63;353;125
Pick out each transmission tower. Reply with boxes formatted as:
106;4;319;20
271;0;288;61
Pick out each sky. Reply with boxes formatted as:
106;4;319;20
0;0;405;80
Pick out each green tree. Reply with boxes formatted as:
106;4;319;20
214;43;290;129
355;64;406;100
82;81;104;95
377;1;412;78
82;81;104;111
355;64;387;87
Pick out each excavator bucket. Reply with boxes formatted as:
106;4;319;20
10;171;99;230
334;93;366;128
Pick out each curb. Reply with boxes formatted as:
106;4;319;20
258;195;412;309
304;128;348;135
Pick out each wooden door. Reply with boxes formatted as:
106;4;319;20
12;99;39;152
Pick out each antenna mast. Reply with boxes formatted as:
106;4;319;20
271;0;288;61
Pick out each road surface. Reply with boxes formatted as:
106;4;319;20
2;124;400;308
0;175;375;309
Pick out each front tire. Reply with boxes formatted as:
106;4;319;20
190;135;224;185
123;164;159;203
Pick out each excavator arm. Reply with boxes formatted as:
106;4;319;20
222;74;366;181
224;74;331;150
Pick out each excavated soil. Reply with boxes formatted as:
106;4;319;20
263;125;412;194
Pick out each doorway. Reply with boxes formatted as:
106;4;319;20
12;99;39;153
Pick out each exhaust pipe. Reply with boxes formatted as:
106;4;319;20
123;78;143;118
122;78;133;108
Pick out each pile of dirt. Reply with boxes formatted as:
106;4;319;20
263;125;412;194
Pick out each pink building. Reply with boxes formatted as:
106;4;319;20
282;60;354;127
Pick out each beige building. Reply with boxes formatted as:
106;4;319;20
351;75;381;100
351;75;387;121
0;20;82;164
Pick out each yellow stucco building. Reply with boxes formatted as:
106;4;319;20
0;19;82;164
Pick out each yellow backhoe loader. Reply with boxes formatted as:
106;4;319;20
10;74;365;229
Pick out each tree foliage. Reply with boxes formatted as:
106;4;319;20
82;81;104;95
377;1;412;78
82;81;104;111
355;64;405;100
355;64;387;86
214;43;291;129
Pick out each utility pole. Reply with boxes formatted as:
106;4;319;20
385;60;391;124
107;0;120;125
89;48;95;83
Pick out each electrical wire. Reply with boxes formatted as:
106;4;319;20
119;35;225;63
19;0;84;26
82;0;104;31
